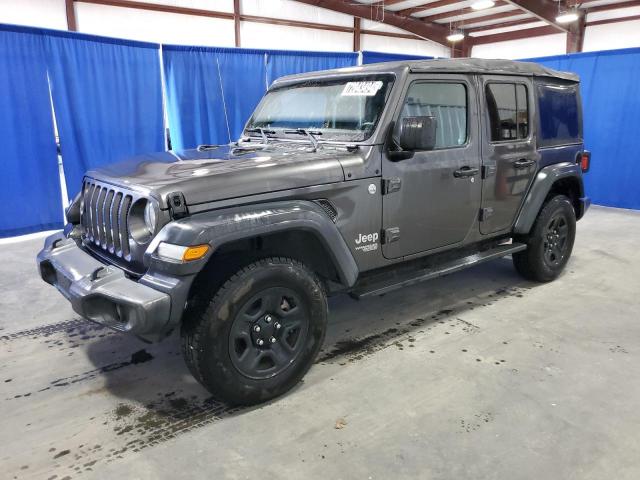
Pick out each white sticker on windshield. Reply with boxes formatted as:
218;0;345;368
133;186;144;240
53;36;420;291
342;81;383;96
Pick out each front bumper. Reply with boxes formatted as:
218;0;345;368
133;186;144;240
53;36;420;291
37;232;171;335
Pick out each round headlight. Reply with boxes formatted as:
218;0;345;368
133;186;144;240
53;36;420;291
144;201;157;234
128;199;157;244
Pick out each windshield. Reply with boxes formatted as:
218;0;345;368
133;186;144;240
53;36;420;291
245;74;394;142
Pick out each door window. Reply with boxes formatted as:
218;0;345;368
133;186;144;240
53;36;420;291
398;82;467;149
486;83;529;142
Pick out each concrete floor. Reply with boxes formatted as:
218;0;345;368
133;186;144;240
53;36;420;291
1;205;639;480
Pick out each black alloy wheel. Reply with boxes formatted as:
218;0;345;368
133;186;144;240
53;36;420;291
181;257;327;406
513;194;576;282
229;287;309;380
542;213;570;268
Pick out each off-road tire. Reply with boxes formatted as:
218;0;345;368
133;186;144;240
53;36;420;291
513;194;576;282
181;257;327;406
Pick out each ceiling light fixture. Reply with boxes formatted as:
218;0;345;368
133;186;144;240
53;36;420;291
471;0;495;10
447;31;465;42
556;10;579;23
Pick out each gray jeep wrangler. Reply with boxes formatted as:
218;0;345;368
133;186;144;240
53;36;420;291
38;59;590;405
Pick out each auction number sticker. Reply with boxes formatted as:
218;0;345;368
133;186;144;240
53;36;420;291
342;81;384;96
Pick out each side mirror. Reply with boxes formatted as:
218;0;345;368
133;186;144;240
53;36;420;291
398;116;437;151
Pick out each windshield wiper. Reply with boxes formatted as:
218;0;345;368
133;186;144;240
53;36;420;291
197;144;220;151
245;127;276;145
284;128;322;152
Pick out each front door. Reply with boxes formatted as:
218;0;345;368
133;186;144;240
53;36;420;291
479;76;538;234
382;75;482;259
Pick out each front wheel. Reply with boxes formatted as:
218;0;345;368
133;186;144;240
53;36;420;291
513;194;576;282
181;257;327;406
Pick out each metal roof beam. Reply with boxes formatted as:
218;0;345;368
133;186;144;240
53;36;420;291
293;0;452;45
503;0;569;32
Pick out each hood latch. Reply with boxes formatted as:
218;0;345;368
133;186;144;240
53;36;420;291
167;191;189;220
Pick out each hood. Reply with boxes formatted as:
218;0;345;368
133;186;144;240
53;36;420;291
86;143;357;208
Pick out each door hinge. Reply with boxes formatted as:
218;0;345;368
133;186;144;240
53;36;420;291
382;177;402;195
479;207;494;222
481;165;496;179
382;227;400;244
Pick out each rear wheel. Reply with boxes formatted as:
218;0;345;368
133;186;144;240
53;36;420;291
181;257;327;406
513;194;576;282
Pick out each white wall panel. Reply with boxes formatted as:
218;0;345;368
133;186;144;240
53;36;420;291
361;33;450;58
75;3;235;46
472;34;567;59
361;19;406;34
583;20;640;52
0;0;67;30
240;21;352;52
132;0;234;13
242;0;352;27
25;0;640;63
586;5;640;22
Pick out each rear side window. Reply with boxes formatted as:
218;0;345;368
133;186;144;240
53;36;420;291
537;83;581;146
486;83;529;142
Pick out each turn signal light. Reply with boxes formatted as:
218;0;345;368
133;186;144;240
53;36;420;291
183;245;210;261
156;242;210;262
579;151;591;173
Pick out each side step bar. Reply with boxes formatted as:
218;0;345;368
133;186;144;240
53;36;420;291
351;242;527;299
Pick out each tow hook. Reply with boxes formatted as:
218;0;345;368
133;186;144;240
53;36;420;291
90;266;109;281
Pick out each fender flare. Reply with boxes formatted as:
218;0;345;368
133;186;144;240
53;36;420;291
513;161;585;235
148;200;359;287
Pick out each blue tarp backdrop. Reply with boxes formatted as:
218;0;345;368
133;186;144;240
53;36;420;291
524;48;640;210
162;45;266;150
162;46;267;150
265;49;357;85
45;31;164;197
163;46;357;150
2;21;640;238
362;50;433;64
216;48;268;143
162;46;230;152
0;25;62;237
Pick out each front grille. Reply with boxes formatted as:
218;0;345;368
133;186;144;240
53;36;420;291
81;180;133;259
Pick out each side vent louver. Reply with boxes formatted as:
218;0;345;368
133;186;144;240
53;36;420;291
313;199;338;223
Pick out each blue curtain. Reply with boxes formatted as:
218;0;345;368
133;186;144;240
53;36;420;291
265;50;357;86
45;31;164;197
163;47;357;150
0;25;62;238
163;46;227;151
216;48;268;141
362;50;433;64
524;48;640;210
163;46;266;150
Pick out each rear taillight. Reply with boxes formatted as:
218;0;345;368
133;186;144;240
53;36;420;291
579;150;591;173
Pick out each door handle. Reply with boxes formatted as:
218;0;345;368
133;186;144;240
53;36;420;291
453;166;479;178
514;158;535;169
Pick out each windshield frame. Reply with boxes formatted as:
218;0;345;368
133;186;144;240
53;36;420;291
243;73;397;145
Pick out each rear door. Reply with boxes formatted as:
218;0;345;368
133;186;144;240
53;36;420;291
381;74;481;259
479;76;538;234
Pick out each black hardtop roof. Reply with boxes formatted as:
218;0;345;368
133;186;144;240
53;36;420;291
274;57;579;85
